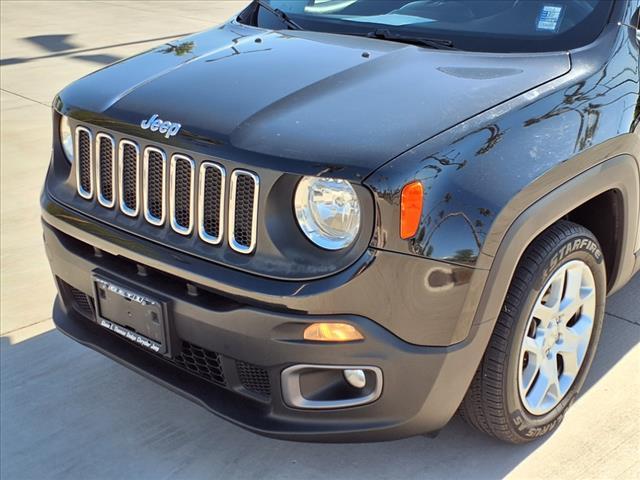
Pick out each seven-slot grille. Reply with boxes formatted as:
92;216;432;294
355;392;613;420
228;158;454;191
74;126;259;254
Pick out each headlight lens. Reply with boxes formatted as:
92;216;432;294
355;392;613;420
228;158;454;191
59;115;74;163
294;176;361;250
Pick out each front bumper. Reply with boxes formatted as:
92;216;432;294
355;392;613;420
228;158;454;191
43;195;494;442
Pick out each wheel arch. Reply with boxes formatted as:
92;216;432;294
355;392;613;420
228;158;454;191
470;153;639;335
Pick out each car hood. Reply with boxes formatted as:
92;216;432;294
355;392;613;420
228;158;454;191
58;22;571;180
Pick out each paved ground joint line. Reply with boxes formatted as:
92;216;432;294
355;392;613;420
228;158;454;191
0;317;54;337
0;88;51;108
606;311;640;326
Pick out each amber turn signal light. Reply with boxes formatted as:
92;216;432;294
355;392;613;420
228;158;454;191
303;323;364;342
400;181;424;239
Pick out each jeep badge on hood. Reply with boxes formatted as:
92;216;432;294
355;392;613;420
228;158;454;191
140;114;181;138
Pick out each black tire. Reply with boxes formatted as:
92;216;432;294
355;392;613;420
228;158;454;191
460;220;606;443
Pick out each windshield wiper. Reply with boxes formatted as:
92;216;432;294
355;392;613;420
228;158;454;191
254;0;302;30
366;29;458;50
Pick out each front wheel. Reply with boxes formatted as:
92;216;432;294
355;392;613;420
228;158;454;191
460;220;606;443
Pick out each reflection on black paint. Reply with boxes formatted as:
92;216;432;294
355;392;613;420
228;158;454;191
159;41;196;57
524;36;639;152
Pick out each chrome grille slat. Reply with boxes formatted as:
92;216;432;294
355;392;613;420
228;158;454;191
143;147;166;226
118;140;141;217
96;133;115;208
229;170;259;254
198;162;225;245
75;127;93;199
170;154;195;235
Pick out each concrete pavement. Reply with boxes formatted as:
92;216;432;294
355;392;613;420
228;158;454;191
1;2;639;479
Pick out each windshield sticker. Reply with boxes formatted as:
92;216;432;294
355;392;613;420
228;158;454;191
536;5;564;32
345;14;436;26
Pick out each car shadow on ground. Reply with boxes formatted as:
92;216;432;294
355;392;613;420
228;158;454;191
1;278;638;479
0;33;193;67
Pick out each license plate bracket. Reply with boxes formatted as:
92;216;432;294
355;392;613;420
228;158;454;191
92;275;168;355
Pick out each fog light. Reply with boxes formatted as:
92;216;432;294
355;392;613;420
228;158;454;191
303;322;364;342
281;364;383;409
343;369;366;389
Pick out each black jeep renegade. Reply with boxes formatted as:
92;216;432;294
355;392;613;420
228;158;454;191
42;0;640;443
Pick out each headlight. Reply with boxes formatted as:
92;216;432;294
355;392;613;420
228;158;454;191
294;176;361;250
59;115;74;163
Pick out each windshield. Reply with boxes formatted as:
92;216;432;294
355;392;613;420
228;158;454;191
244;0;615;52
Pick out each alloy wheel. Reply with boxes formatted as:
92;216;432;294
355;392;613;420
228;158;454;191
518;260;596;415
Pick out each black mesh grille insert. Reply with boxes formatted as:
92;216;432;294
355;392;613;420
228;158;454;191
77;130;92;195
202;166;223;240
233;174;256;248
173;157;193;230
173;341;225;385
122;143;138;212
71;290;93;319
58;279;94;320
98;136;114;203
146;151;164;221
236;361;271;398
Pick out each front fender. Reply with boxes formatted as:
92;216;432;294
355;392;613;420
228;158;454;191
365;23;638;271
